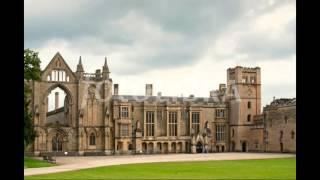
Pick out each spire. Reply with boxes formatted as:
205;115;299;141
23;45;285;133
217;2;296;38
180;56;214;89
76;56;84;72
102;56;110;80
79;56;82;65
103;56;110;72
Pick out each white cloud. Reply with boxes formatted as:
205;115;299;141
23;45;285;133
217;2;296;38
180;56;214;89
27;0;296;108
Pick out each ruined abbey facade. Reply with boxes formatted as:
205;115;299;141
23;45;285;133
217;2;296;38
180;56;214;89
27;52;296;156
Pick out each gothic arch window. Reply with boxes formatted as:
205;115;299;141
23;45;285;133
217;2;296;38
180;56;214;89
248;101;251;109
232;128;235;137
89;133;96;145
47;87;67;112
280;130;283;140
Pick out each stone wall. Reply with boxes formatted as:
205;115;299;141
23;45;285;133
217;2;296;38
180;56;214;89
265;102;296;153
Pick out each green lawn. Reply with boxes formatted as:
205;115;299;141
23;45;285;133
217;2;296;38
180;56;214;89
25;157;295;179
24;157;56;169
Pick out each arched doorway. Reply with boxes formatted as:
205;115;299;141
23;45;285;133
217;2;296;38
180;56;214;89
148;142;154;154
142;142;147;153
185;142;189;153
196;142;203;153
52;133;63;151
177;142;183;153
156;142;162;153
171;142;176;153
242;142;247;152
163;142;168;153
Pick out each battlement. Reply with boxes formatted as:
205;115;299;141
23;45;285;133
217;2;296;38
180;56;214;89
228;66;260;72
227;66;261;85
264;98;296;110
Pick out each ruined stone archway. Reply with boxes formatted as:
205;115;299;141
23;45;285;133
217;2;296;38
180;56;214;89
42;83;73;127
30;52;113;156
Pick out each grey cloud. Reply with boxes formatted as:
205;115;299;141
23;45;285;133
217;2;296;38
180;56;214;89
25;0;246;47
25;0;295;76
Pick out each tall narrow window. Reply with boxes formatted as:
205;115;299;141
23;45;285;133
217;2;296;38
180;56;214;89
61;71;65;81
280;130;283;141
216;125;225;141
169;112;177;136
121;124;129;137
121;107;129;118
89;133;96;145
247;114;251;122
192;112;200;134
58;70;61;81
146;111;154;136
291;131;295;139
248;101;251;109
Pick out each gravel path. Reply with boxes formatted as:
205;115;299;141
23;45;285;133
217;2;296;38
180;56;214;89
24;152;295;176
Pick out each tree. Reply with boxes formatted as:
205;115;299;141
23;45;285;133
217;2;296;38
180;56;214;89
24;49;41;149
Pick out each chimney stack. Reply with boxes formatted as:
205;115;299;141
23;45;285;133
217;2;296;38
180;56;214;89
114;84;119;95
146;84;153;96
95;69;101;78
55;92;59;109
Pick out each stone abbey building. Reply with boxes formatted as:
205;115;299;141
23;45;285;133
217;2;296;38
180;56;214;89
27;52;296;156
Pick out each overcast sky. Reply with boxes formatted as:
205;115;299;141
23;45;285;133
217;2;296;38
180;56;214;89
25;0;296;109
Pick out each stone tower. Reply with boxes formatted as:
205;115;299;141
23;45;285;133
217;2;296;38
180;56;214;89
227;66;261;152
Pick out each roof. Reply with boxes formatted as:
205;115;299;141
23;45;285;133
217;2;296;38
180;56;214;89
112;95;226;105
